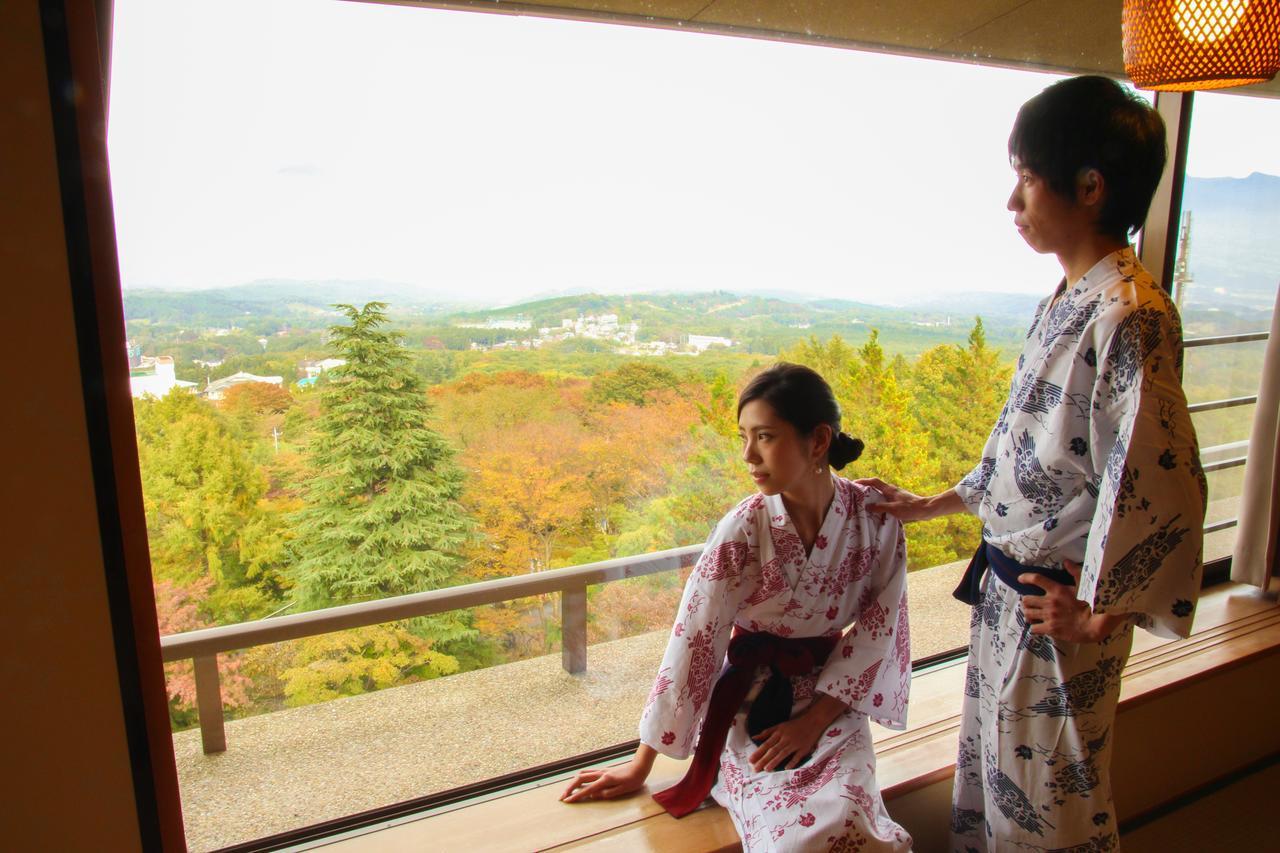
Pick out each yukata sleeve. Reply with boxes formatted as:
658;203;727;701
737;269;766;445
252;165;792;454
953;300;1047;515
638;508;756;759
1079;303;1207;639
814;504;911;730
953;421;1002;516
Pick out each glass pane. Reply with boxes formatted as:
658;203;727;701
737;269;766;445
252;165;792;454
1184;340;1266;404
108;0;1100;846
1175;91;1280;564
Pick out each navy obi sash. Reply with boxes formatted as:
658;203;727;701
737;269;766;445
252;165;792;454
952;541;1075;606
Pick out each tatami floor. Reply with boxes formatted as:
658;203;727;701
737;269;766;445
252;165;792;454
1122;757;1279;853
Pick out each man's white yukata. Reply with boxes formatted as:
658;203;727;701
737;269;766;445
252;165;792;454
950;247;1207;852
641;476;913;852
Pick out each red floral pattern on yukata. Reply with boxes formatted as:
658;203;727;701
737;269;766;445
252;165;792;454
696;540;751;582
856;587;889;640
842;782;876;815
733;492;765;519
818;546;875;598
680;621;722;714
770;526;806;568
643;670;673;715
744;557;789;606
894;591;911;674
780;752;842;808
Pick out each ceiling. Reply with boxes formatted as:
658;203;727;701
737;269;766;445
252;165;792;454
387;0;1279;96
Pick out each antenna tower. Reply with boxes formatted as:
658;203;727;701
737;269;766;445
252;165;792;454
1173;210;1193;312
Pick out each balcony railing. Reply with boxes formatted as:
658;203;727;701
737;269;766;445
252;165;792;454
162;544;701;753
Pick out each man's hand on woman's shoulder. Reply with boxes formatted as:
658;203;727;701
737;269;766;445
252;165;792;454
854;479;964;523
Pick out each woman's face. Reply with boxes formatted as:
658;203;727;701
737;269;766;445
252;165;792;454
737;399;816;497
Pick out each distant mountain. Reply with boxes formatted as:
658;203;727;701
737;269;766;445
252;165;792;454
1180;172;1280;313
217;279;472;307
901;292;1046;321
123;279;484;326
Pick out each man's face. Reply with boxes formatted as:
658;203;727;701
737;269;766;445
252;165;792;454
1006;160;1093;257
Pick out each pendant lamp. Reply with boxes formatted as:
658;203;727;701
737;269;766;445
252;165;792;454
1123;0;1280;90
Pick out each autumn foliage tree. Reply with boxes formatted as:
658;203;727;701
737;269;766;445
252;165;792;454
780;322;1008;568
134;391;290;620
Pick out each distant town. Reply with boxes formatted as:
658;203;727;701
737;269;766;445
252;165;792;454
124;311;739;398
457;312;735;356
127;340;346;399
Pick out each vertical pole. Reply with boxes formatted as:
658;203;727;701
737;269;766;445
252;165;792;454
1141;90;1194;294
193;654;227;754
561;584;587;674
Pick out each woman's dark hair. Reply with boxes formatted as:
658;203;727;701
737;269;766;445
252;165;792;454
737;362;864;470
1008;75;1166;242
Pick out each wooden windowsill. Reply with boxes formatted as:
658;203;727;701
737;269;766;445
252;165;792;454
317;581;1280;852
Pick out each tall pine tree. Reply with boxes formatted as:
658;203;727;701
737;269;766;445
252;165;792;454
291;302;473;608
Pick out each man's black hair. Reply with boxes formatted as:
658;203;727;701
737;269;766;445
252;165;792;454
1008;75;1167;242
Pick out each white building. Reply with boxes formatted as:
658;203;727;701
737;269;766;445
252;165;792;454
458;316;532;331
302;357;347;379
204;371;284;401
129;356;198;399
687;334;735;353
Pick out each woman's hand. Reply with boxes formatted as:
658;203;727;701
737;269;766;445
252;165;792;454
1019;560;1129;644
855;479;964;523
560;746;655;803
748;693;846;773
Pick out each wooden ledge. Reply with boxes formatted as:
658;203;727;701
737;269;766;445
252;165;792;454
321;582;1280;853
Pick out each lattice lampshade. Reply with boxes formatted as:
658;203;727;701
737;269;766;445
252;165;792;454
1123;0;1280;90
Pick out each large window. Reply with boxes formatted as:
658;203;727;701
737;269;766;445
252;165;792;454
101;0;1228;848
1173;91;1280;565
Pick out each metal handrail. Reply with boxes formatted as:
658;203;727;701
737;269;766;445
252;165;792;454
1188;395;1258;414
1205;518;1238;535
1183;331;1270;348
1201;456;1248;473
1199;439;1249;456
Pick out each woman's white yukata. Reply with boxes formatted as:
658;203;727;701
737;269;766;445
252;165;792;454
640;476;912;852
950;248;1207;852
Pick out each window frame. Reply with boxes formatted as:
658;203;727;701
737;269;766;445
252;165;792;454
61;2;1269;850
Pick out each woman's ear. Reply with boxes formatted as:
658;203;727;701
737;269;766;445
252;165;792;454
812;423;834;464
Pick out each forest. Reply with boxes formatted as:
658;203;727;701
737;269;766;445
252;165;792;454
134;294;1259;729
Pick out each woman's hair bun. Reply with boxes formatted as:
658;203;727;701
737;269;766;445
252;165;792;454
829;432;865;470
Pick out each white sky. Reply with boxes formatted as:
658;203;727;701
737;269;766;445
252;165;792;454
106;0;1280;304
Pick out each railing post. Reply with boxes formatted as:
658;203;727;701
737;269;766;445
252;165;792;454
193;654;227;754
561;583;587;675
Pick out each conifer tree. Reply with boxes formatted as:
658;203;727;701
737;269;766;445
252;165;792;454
290;303;473;607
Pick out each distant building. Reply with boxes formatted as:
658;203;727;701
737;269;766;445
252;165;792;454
457;316;532;331
301;357;347;379
129;356;197;399
686;334;735;353
204;371;284;401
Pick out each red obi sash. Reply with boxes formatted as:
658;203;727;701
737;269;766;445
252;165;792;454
652;628;839;818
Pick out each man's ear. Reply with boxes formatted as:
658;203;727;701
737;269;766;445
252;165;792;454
1077;168;1105;208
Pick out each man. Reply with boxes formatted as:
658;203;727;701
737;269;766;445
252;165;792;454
860;75;1206;851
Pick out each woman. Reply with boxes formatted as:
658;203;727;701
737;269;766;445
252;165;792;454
562;363;912;852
